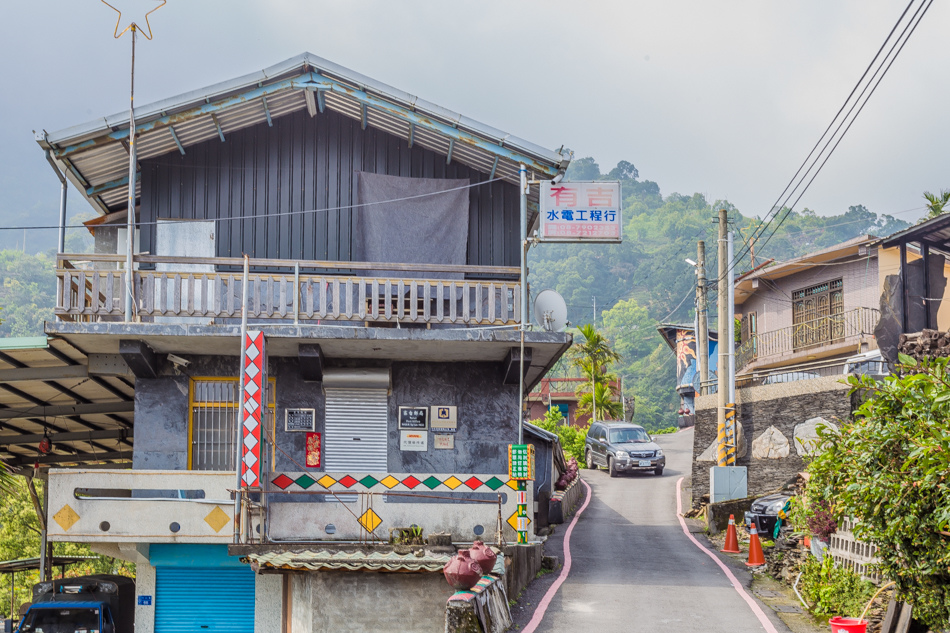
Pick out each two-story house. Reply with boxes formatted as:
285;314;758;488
28;53;574;633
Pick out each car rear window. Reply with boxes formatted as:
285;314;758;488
609;428;650;443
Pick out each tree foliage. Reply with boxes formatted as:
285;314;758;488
806;355;950;629
532;407;589;462
568;324;621;423
0;250;56;337
0;479;134;618
924;189;950;219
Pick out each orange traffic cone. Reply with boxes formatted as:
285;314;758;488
721;514;741;553
746;522;766;567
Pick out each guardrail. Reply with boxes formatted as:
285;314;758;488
55;254;520;326
736;307;879;369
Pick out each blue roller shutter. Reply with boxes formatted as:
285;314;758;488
155;566;255;633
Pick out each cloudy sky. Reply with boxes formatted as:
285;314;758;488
1;1;947;249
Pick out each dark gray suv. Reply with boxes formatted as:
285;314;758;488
584;421;666;477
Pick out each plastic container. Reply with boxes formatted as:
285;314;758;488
828;616;868;633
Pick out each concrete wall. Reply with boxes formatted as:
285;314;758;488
289;571;454;633
255;574;282;633
738;257;880;335
131;356;518;477
134;561;156;633
132;376;190;470
691;376;852;508
388;362;517;474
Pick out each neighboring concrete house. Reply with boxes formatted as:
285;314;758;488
526;376;625;427
690;236;883;507
24;53;575;633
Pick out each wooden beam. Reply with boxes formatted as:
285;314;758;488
0;429;131;446
0;402;134;421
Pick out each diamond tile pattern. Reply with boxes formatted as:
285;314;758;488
401;476;421;489
358;508;382;533
380;476;400;489
464;476;483;490
505;479;519;491
483;477;505;491
241;331;265;487
317;475;337;489
272;474;294;490
53;504;80;532
442;476;463;490
422;476;442;490
295;475;317;490
338;475;358;488
359;475;379;489
204;506;230;533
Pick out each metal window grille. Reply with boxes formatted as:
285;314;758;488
191;379;274;471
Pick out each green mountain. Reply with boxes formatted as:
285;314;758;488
530;157;912;431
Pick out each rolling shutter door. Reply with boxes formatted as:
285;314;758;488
324;387;389;471
155;566;255;633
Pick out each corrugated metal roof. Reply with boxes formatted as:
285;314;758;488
247;548;452;573
38;53;571;216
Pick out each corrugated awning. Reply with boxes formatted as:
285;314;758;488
37;52;572;218
0;337;135;469
246;548;452;573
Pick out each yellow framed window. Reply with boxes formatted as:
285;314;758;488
188;377;276;471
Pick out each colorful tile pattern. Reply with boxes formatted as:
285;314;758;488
240;331;265;487
358;508;382;533
269;472;519;494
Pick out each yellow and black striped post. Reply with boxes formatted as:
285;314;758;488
716;403;738;466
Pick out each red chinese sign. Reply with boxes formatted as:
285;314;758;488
306;432;321;468
539;181;622;242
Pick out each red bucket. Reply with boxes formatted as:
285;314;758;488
829;617;868;633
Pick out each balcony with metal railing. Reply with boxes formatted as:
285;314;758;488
55;253;521;327
736;307;880;371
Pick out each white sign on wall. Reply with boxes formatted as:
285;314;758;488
400;430;428;452
539;180;622;243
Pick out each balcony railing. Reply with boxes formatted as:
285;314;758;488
56;254;520;326
736;307;879;369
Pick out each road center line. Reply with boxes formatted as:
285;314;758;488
675;476;780;633
519;477;593;633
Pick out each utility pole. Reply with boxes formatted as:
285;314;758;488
696;241;709;395
716;209;729;467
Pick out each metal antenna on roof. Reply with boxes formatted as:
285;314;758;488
100;0;166;322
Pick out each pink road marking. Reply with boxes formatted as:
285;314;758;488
676;476;780;633
520;478;593;633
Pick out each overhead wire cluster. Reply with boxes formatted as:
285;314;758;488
717;0;933;287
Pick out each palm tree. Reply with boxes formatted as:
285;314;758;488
924;190;950;219
576;382;625;420
569;324;621;424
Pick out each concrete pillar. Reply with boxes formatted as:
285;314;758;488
134;561;155;633
255;574;282;633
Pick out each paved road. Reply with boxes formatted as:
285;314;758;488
528;428;791;632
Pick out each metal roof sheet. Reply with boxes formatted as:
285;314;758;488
247;548;452;573
38;53;571;216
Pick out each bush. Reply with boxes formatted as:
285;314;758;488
532;408;589;462
807;355;950;630
800;557;876;618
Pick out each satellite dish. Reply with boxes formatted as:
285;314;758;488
534;289;568;332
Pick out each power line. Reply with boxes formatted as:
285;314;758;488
0;177;503;232
723;0;930;280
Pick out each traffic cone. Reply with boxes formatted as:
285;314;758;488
745;522;766;567
721;514;741;553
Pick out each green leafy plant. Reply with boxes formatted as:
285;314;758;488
799;557;876;618
807;354;950;629
532;408;589;462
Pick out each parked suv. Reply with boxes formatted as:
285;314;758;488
584;421;666;477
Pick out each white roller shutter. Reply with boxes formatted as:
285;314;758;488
323;368;390;472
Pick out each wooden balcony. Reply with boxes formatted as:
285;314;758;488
56;254;520;327
736;307;879;370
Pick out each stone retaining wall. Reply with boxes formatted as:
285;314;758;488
691;376;852;508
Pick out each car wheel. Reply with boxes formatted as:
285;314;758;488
654;466;664;476
585;449;596;470
608;457;618;478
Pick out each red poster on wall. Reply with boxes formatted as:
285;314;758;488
306;432;321;468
